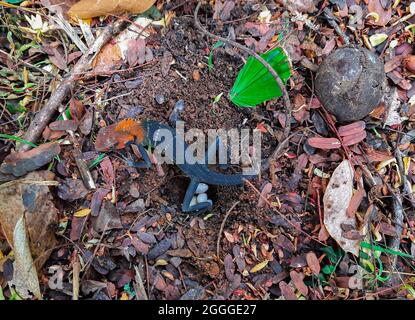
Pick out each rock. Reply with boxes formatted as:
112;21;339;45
315;46;385;122
196;193;208;203
195;183;209;194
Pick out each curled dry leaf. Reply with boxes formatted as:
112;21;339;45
0;143;61;177
323;160;360;256
68;0;156;19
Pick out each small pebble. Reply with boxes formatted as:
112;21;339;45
190;196;198;207
195;183;209;194
155;94;165;104
175;99;185;111
192;70;201;81
125;77;143;89
196;193;208;203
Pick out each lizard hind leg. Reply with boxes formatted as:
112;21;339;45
182;179;213;213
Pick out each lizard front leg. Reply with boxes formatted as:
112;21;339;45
182;179;212;213
123;142;152;168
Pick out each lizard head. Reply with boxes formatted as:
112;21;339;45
94;118;146;152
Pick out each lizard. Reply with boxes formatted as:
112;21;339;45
95;118;257;213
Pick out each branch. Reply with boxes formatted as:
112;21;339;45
18;17;129;151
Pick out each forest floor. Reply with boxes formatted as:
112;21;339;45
0;0;415;300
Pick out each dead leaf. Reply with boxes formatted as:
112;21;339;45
290;270;308;296
224;254;235;282
91;188;110;216
307;137;342;150
0;171;58;298
92;201;122;232
323;160;360;256
286;0;317;13
250;260;268;273
257;182;272;208
11;216;41;299
68;0;156;19
367;0;392;26
279;281;297;300
49;120;79;131
166;248;193;258
57;178;89;201
92;43;123;74
306;252;320;275
0;143;61;177
69;98;85;121
127;38;146;67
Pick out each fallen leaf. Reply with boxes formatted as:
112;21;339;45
74;208;91;218
367;0;392;26
224;254;235;281
49;120;78;131
307;137;342;150
250;260;268;273
167;248;193;258
57;178;89;201
92;43;123;74
11;216;41;299
92;201;122;232
323;160;360;256
279;281;297;300
306;252;320;275
0;171;58;298
0;143;61;177
257;182;272;208
290;270;308;296
68;0;156;19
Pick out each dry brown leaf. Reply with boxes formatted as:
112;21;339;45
323;160;360;256
306;252;320;275
0;171;58;298
92;43;123;73
68;0;156;19
289;270;308;296
367;0;392;26
307;137;342;150
0;143;61;177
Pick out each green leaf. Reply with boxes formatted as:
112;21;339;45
320;246;343;264
208;40;225;71
5;0;24;3
0;133;37;147
360;241;414;259
230;47;291;107
322;264;335;275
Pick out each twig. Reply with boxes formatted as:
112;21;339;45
194;1;293;139
18;17;129;151
133;264;148;300
323;7;350;45
72;251;80;300
216;201;240;264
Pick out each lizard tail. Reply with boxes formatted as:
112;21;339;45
197;167;256;186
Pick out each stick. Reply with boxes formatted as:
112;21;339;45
194;1;293;139
216;201;240;264
18;17;128;151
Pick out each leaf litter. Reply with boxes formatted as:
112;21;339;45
1;0;415;301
